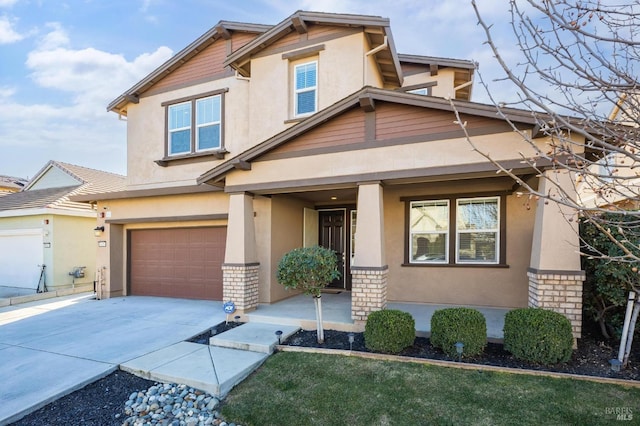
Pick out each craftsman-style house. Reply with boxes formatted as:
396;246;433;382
76;11;585;338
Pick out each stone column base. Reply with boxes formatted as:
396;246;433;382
222;263;260;313
351;266;388;323
527;268;585;340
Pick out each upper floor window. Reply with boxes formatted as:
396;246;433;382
167;94;222;156
407;195;503;266
294;61;317;117
408;88;429;96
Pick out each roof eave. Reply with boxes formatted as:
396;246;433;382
197;87;545;185
398;53;476;70
107;21;271;114
223;11;394;74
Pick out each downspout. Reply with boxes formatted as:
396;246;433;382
364;36;388;87
365;36;388;57
235;70;250;82
452;80;473;99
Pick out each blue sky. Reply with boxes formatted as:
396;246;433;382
0;0;517;179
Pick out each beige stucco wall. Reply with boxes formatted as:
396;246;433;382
95;191;229;296
226;131;550;188
248;32;369;144
50;215;97;289
268;195;310;302
402;69;457;98
0;213;96;291
386;182;536;308
126;75;250;189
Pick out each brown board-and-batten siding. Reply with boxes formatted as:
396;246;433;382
258;101;514;161
129;227;226;300
375;102;510;141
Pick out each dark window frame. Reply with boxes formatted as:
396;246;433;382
402;192;508;267
161;88;228;161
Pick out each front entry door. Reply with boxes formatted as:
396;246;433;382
319;210;346;289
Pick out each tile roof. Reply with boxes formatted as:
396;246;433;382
0;161;125;213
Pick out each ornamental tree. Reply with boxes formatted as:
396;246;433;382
277;245;341;343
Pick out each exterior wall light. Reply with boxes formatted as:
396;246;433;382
94;226;105;237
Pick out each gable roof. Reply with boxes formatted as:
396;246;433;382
0;175;27;194
0;161;126;213
108;21;270;114
224;10;402;87
197;86;540;185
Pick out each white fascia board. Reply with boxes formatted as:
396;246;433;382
0;208;96;219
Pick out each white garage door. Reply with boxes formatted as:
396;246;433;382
0;229;44;290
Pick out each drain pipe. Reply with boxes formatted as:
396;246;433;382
366;36;388;57
235;70;250;82
617;291;636;362
364;36;388;88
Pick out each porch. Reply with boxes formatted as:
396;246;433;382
244;292;510;341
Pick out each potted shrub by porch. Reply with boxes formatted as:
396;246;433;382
277;246;341;344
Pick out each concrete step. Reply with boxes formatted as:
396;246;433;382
121;341;268;398
210;322;300;354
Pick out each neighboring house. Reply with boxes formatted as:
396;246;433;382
0;175;27;196
0;161;125;296
74;11;585;339
578;99;640;210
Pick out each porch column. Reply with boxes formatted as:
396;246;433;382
351;181;387;323
528;170;584;340
222;192;259;313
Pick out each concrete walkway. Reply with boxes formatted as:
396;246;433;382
121;323;299;397
0;294;226;424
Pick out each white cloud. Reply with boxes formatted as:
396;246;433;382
0;0;19;8
0;22;173;176
0;15;23;44
0;85;16;99
26;23;172;114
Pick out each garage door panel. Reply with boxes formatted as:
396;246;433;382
129;227;226;300
0;229;44;290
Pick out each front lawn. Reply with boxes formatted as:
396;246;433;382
221;352;639;425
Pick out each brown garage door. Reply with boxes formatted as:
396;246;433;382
129;227;226;300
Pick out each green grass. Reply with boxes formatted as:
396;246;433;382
221;352;640;426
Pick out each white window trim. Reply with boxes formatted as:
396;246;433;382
294;60;318;118
195;95;222;152
409;200;450;264
455;196;500;265
168;101;191;156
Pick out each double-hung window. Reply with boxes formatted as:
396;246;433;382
408;195;502;265
409;200;449;263
456;197;499;263
294;61;317;117
167;93;222;156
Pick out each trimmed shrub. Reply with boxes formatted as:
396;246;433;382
430;308;487;358
503;308;573;364
364;309;415;354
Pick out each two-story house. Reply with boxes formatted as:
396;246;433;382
76;11;586;339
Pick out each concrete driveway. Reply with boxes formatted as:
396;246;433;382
0;293;224;424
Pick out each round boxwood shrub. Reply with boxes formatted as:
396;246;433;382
364;309;415;354
430;308;487;358
503;308;573;364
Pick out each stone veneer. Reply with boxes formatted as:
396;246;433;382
527;269;585;339
222;263;260;312
351;266;388;322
